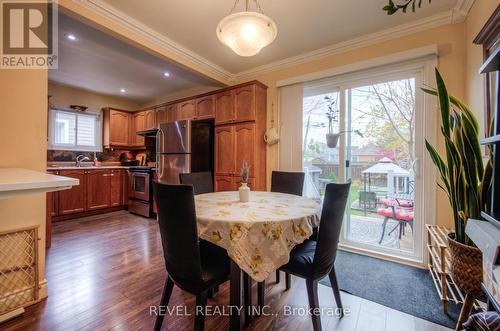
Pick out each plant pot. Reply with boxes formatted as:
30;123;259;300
239;182;250;202
325;133;339;148
447;233;485;301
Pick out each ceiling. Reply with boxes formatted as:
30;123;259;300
49;14;221;102
99;0;459;73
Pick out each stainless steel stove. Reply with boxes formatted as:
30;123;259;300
127;166;155;217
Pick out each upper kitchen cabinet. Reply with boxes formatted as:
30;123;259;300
195;95;215;120
177;100;196;121
130;112;146;147
103;108;130;148
215;90;234;125
156;105;168;125
144;109;156;130
166;103;179;123
214;82;266;125
234;85;256;123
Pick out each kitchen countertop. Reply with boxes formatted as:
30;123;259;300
47;165;129;170
0;168;79;200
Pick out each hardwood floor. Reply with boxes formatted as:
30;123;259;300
0;211;450;331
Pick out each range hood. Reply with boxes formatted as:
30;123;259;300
136;128;158;137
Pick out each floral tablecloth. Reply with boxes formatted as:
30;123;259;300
195;191;320;282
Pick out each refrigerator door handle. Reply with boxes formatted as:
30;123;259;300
156;129;164;180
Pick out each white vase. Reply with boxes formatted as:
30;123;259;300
239;182;250;202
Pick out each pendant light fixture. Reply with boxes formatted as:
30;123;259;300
217;0;277;57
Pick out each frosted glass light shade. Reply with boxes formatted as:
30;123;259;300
217;11;277;57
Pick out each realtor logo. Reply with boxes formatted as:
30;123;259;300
1;0;58;69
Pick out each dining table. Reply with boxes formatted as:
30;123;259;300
195;190;321;330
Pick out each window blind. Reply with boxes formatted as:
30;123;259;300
48;108;102;152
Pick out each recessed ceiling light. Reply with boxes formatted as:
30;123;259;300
163;72;170;77
65;33;77;41
120;88;126;93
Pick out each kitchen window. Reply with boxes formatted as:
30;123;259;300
48;108;102;152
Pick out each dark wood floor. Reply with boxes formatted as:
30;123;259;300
0;211;448;331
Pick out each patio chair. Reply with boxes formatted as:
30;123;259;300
376;201;414;244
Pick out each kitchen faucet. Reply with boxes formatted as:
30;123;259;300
76;154;90;167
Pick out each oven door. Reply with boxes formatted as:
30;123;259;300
129;171;150;201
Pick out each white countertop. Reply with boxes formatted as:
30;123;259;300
0;168;79;200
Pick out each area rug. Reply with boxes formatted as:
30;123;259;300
320;251;461;328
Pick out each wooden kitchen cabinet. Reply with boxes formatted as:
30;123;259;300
234;123;256;172
110;169;123;207
214;123;262;191
166;103;179;123
46;170;59;248
86;170;111;210
195;95;215;119
103;108;131;148
58;170;86;215
122;170;129;206
144;109;156;130
215;90;234;125
214;176;255;192
234;85;255;123
130;112;146;147
214;175;235;192
156;106;168;125
214;82;267;191
46;170;59;217
47;168;127;229
177;100;196;121
215;126;235;176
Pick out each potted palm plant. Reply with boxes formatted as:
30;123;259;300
423;69;493;300
325;95;340;148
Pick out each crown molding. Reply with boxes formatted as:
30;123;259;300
71;0;235;84
70;0;472;83
451;0;475;23
236;10;454;79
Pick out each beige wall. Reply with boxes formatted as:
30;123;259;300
0;69;49;298
49;82;139;112
464;1;498;136
237;23;470;228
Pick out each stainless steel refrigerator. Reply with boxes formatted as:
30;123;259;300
156;120;213;183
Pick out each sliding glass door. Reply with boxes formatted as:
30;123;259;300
302;69;424;262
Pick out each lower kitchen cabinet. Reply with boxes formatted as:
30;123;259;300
215;175;234;192
86;170;112;210
48;168;126;220
110;169;123;207
215;175;254;192
58;170;86;215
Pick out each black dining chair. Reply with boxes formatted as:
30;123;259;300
270;171;306;284
179;171;214;195
254;171;305;310
153;182;230;331
278;182;351;331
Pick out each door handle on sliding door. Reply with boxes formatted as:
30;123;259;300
411;158;420;179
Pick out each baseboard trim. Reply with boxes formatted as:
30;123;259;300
52;206;126;222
